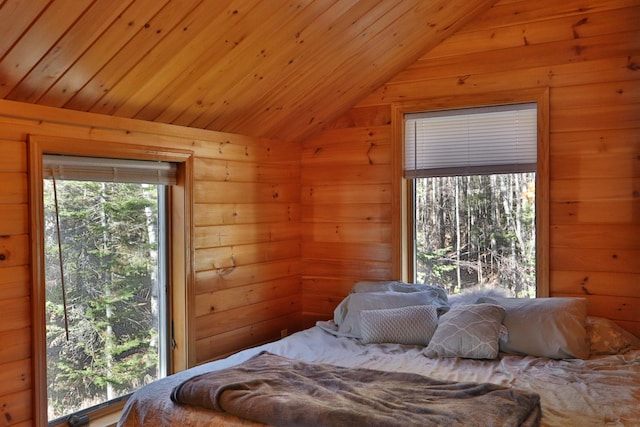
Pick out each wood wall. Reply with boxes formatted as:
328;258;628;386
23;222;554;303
0;100;300;425
0;0;638;424
301;0;640;336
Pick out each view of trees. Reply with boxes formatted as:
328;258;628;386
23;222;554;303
414;173;536;297
44;180;163;419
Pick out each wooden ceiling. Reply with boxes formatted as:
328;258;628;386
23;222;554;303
0;0;495;141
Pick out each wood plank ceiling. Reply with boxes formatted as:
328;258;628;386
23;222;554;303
0;0;495;141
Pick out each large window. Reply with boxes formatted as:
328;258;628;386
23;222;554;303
404;103;540;297
43;155;173;421
29;137;193;426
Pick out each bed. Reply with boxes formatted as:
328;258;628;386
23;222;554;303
118;283;640;427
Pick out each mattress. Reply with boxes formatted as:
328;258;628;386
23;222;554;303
118;325;640;427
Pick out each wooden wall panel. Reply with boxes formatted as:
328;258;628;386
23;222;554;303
195;313;298;362
0;99;300;424
301;0;640;337
196;259;300;294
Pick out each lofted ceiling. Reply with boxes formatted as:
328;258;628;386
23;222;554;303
0;0;495;141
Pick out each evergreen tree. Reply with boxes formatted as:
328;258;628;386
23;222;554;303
44;180;161;418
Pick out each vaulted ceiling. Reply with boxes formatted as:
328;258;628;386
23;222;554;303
0;0;495;141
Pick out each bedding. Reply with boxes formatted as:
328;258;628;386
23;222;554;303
170;351;541;427
118;325;640;427
118;285;640;427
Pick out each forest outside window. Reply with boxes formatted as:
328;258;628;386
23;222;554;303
42;155;173;423
29;136;193;426
404;103;539;297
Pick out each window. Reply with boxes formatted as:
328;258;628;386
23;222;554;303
43;155;172;422
29;137;193;426
403;103;542;297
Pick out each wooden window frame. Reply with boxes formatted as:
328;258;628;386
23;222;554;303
391;88;550;297
28;135;194;426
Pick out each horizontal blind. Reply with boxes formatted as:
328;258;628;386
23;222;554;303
43;154;177;185
405;103;537;178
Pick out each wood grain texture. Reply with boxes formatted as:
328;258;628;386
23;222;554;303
302;0;640;334
0;1;638;424
0;99;300;424
0;0;496;141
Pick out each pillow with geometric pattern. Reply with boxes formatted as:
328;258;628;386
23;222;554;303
336;291;448;339
360;305;438;346
424;304;506;359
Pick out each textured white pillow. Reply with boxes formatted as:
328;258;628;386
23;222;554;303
335;291;449;339
477;297;589;359
424;304;506;359
360;305;438;346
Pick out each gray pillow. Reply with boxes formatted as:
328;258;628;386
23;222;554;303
360;305;438;346
351;281;449;300
476;297;589;359
424;304;506;359
335;291;449;339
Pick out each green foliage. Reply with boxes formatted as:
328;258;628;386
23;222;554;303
414;173;536;297
44;180;162;419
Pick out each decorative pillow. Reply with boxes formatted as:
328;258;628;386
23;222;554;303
334;291;449;339
423;304;506;359
586;316;640;355
360;305;438;346
334;282;449;326
476;297;589;359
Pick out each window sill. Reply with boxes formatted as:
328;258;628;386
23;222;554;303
49;399;126;427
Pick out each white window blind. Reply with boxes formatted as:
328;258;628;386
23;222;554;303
43;155;177;185
404;103;537;178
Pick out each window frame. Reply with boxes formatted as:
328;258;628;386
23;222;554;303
391;89;549;296
28;135;194;426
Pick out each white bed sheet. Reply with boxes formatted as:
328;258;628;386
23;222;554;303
118;325;640;427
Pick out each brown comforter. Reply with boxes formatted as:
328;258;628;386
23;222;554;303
170;351;541;427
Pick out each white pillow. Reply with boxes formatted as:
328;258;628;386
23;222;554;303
476;297;589;359
424;304;506;359
360;305;438;346
335;291;449;339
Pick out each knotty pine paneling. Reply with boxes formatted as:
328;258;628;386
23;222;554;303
0;205;28;236
302;0;640;336
0;99;300;424
196;258;300;294
0;266;29;300
0;359;31;397
551;200;638;224
0;389;31;426
195;294;300;341
0;328;31;365
0;0;497;141
300;117;395;322
551;271;640;298
195;277;300;317
195;203;300;227
195;314;297;362
195;240;300;273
